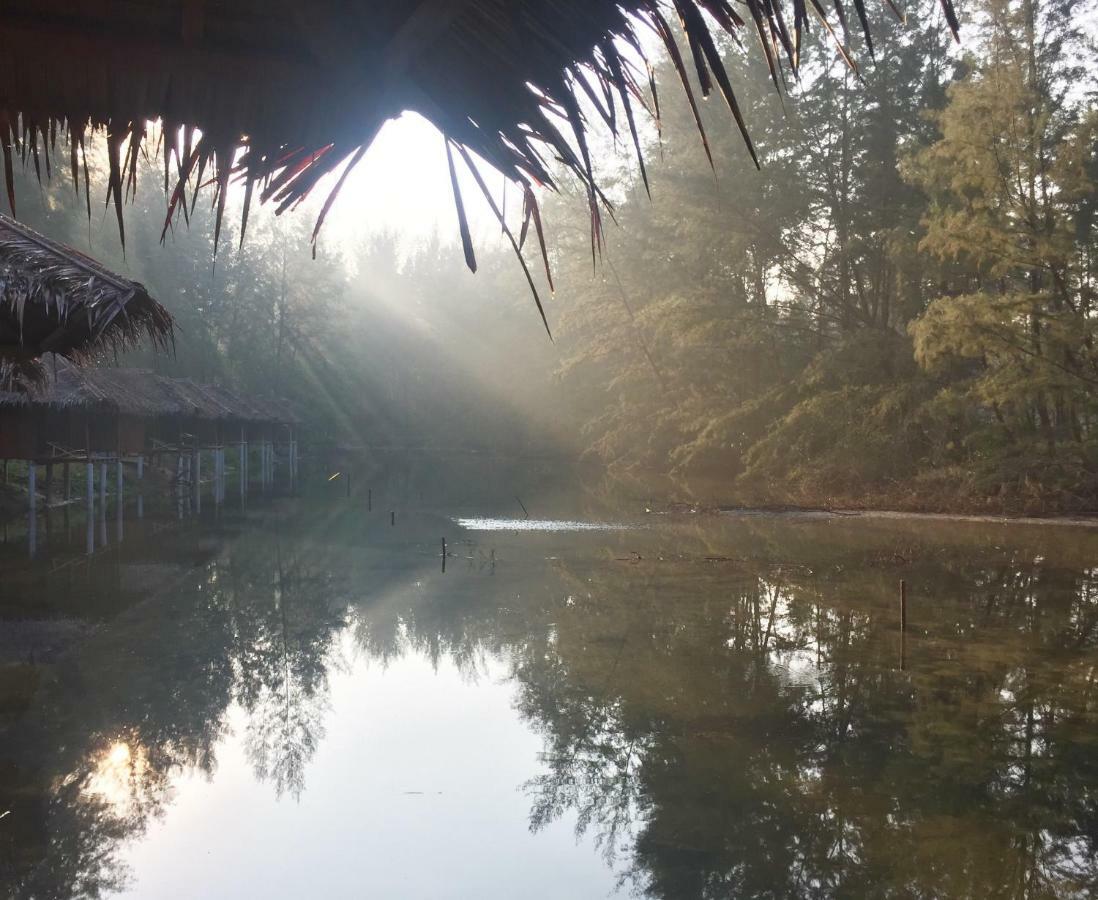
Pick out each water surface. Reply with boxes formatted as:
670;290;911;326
2;473;1097;898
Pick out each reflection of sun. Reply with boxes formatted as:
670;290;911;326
108;742;131;766
85;740;148;813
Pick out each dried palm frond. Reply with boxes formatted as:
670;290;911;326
0;0;962;325
0;214;174;384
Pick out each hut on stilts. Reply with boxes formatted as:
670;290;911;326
0;361;298;515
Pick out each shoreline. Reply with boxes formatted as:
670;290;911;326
718;505;1098;528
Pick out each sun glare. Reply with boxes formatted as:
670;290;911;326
84;740;149;814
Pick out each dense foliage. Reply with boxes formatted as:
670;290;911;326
544;0;1098;512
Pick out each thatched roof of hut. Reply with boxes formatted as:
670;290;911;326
0;0;961;331
0;359;295;427
0;215;173;383
45;365;182;417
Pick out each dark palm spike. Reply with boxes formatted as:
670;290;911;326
189;142;211;217
793;0;809;67
571;64;616;129
69;133;80;200
79;133;91;221
676;0;761;168
212;151;233;255
105;127;127;252
525;185;554;292
446;138;477;273
831;0;855;56
161;140;202;243
764;0;798;75
677;8;714;97
882;0;907;23
125;122;144;202
239;171;256;250
519;189;532;249
744;0;784;93
602;40;650;198
29;126;43;185
0;114;15;216
809;0;859;74
650;9;715;170
455;144;552;339
939;0;960;39
647;59;662;142
850;0;876;56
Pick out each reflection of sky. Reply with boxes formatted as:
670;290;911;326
454;517;634;532
116;648;617;900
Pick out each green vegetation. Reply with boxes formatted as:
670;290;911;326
543;0;1098;513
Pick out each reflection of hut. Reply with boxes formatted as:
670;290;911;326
0;215;172;385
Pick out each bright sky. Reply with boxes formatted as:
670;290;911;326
323;112;503;250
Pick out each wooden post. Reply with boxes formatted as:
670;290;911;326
390;510;395;526
900;579;907;632
86;460;94;556
116;460;124;542
441;537;447;573
27;463;35;555
368;488;372;511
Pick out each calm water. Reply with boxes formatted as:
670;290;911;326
2;466;1098;898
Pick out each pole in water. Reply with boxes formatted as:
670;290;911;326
368;488;372;511
441;537;447;573
28;462;36;559
390;511;395;526
900;579;907;632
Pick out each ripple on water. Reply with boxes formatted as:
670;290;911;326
453;517;634;532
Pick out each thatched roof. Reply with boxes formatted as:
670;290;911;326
0;1;960;333
43;364;182;416
0;214;173;383
0;358;295;426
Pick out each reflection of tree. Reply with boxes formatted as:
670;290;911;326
1;511;351;897
234;547;346;800
506;521;1098;899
